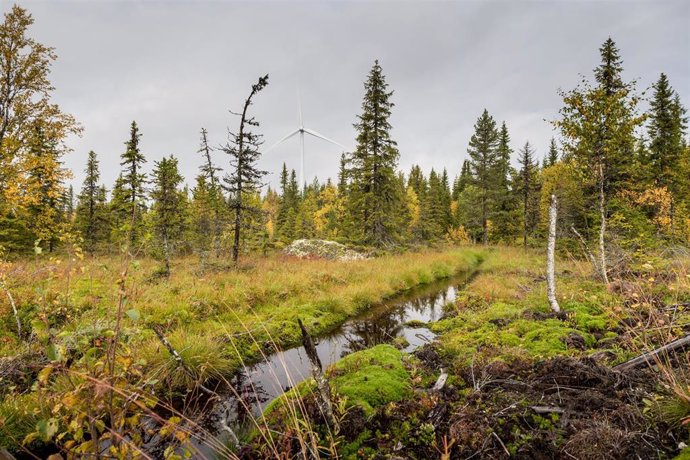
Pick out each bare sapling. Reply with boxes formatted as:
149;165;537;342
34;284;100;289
547;194;560;313
1;279;20;337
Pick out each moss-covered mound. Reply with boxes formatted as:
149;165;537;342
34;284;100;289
264;344;411;421
329;344;411;415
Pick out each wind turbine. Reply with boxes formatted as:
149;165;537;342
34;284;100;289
267;99;347;188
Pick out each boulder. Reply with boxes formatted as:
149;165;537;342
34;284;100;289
283;239;367;261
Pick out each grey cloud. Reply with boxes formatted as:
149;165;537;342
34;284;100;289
11;0;690;191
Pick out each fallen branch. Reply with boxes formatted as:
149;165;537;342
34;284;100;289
530;405;566;414
298;318;339;433
614;334;690;372
662;302;690;312
491;431;510;457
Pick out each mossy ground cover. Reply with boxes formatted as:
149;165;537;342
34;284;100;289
431;247;626;368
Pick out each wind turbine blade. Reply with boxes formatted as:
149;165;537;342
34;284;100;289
302;128;348;150
264;129;301;153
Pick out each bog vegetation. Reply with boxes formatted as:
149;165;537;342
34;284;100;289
0;4;689;460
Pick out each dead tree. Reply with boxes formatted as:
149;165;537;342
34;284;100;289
298;318;339;433
547;194;560;313
221;75;269;266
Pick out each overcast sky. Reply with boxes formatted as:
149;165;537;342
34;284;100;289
8;0;690;191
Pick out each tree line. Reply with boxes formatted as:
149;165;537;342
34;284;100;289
1;6;688;275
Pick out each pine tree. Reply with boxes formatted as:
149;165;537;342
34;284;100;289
222;75;269;265
151;156;185;276
467;109;500;245
76;150;101;252
120;121;147;248
346;60;400;246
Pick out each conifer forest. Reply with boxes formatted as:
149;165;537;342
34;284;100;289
1;2;689;459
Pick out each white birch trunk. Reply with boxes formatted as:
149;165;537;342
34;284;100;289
547;194;560;313
598;162;609;285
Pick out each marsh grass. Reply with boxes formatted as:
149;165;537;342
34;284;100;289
0;246;484;456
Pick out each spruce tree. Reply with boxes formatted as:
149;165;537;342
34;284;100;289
190;176;213;265
63;185;74;222
555;38;642;283
196;127;224;256
467;109;500;245
222;75;269;265
494;121;516;241
408;165;427;201
120;121;147;248
337;153;348;194
545;138;559;167
151;156;185;276
452;160;472;200
516;141;538;248
440;168;452;232
347;60;400;246
421;169;446;239
647;73;687;193
76;150;101;252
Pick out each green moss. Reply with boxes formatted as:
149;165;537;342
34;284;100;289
674;448;690;460
330;345;411;416
431;250;619;367
264;345;411;420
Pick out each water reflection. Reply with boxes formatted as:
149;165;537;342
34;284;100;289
195;273;468;449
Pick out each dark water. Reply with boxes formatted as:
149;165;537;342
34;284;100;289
192;271;471;454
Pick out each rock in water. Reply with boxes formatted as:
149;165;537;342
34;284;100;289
283;239;367;261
